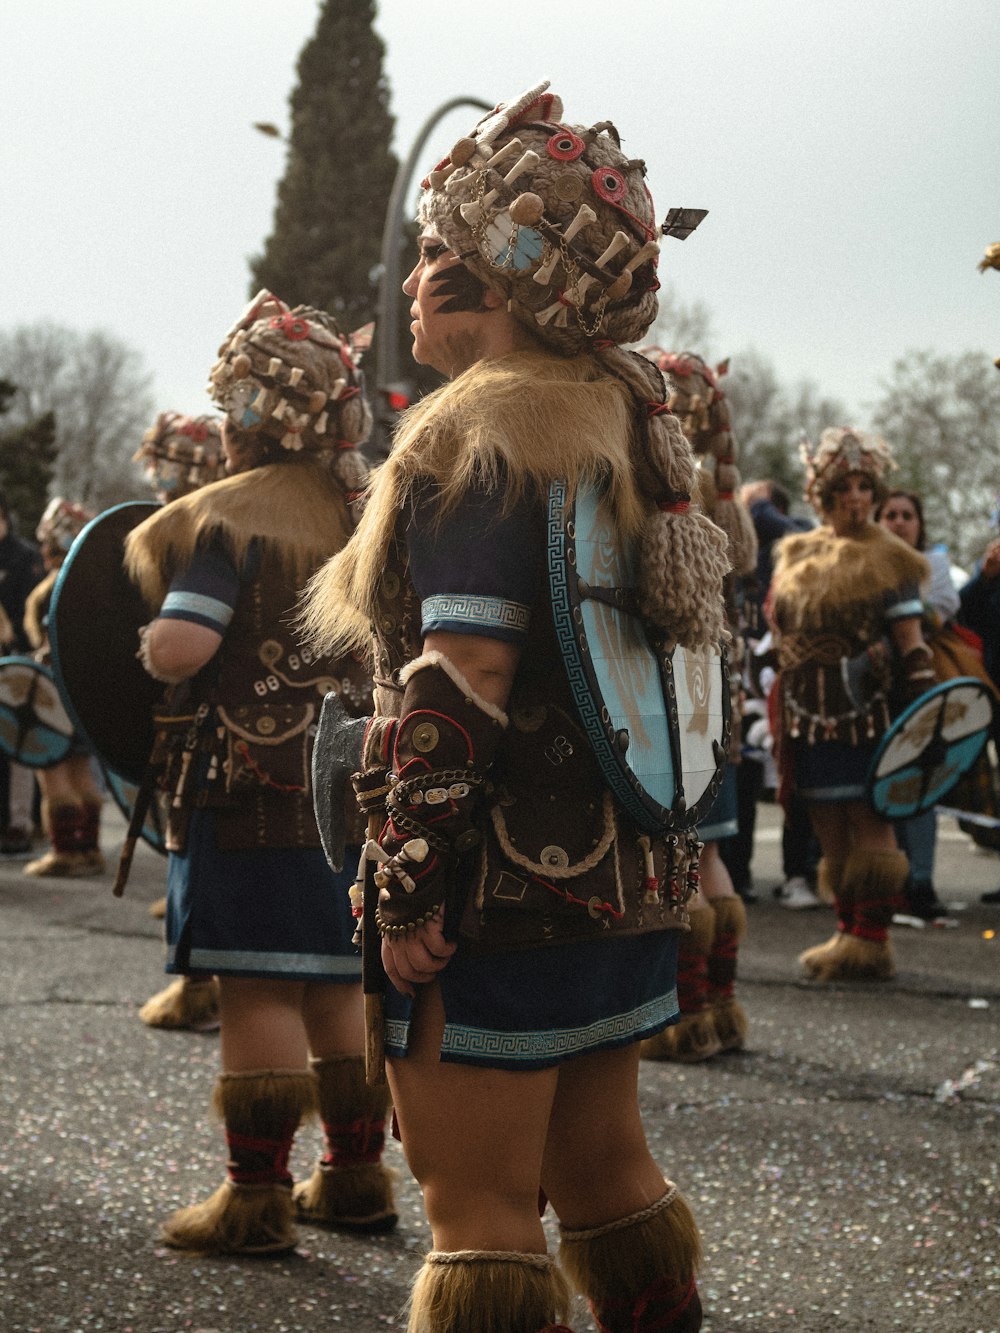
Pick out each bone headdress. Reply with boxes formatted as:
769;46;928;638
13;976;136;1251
417;81;704;355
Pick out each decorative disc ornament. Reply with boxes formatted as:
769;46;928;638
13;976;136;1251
867;677;994;819
49;502;161;785
0;656;74;768
548;480;730;833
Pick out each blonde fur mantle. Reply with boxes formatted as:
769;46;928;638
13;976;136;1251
301;350;647;657
771;522;929;632
125;457;354;611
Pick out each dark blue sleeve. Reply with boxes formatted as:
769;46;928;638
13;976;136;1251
159;540;242;634
405;477;545;644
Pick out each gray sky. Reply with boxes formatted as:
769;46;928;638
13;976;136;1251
2;0;998;428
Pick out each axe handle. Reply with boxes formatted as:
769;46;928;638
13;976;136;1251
363;812;387;1087
112;765;158;898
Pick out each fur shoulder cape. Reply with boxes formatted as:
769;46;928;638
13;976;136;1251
125;457;353;611
771;522;929;632
301;349;645;657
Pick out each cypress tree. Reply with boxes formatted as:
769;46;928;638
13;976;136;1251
250;0;398;334
0;379;56;534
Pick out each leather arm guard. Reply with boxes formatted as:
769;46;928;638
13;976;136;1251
899;642;935;705
354;651;508;939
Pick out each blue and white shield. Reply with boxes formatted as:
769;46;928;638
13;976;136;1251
868;677;994;819
0;656;75;768
548;480;729;833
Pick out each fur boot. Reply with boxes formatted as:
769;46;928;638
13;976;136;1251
801;850;905;982
640;904;720;1063
24;802;93;878
407;1249;572;1333
77;798;105;873
799;856;850;978
706;895;748;1052
559;1184;702;1333
293;1054;397;1233
161;1069;316;1256
139;975;220;1031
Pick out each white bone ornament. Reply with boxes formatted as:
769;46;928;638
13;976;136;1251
564;230;631;307
533;204;597;285
458;149;540;226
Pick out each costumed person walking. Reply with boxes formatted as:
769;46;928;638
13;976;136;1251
0;487;46;858
875;489;962;925
769;429;931;982
125;293;395;1256
302;83;730;1333
637;350;757;1063
131;411;227;1031
22;498;103;877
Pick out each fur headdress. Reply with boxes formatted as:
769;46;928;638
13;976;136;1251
801;427;896;514
640;348;757;578
209;291;372;503
412;82;729;648
35;497;93;554
134;411;224;499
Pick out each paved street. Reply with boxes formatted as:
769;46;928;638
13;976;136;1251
1;799;998;1332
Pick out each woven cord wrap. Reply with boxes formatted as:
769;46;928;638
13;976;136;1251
559;1182;679;1244
594;346;729;649
427;1250;555;1270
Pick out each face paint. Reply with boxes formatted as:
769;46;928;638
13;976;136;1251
427;258;490;314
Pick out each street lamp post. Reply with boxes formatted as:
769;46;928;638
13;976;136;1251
375;96;490;403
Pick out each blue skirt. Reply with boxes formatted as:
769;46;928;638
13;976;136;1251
384;929;680;1072
165;809;362;983
793;737;873;803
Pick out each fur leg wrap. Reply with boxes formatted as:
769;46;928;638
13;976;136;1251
559;1185;702;1332
640;905;720;1063
161;1070;316;1256
24;803;89;878
801;850;904;982
407;1249;572;1333
138;975;220;1030
293;1055;397;1233
799;857;851;979
706;896;748;1052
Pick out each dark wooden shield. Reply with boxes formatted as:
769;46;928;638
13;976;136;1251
0;656;75;768
49;502;161;785
868;677;994;818
548;480;730;833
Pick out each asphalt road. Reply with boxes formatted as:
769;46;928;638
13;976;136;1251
1;799;998;1333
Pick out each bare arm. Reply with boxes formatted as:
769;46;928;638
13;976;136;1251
422;629;521;710
143;618;223;682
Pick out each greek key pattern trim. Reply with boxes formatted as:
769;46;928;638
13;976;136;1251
438;989;679;1064
421;594;530;635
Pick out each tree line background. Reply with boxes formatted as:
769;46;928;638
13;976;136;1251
2;0;998;568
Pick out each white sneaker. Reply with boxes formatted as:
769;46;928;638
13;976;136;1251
777;876;821;910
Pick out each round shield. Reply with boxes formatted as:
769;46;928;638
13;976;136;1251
49;501;161;785
0;656;74;768
548;480;730;833
868;677;994;819
102;766;168;856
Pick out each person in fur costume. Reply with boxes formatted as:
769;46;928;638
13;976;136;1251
637;350;755;1063
126;293;396;1257
131;412;226;1031
301;83;730;1333
769;428;931;983
22;498;102;877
